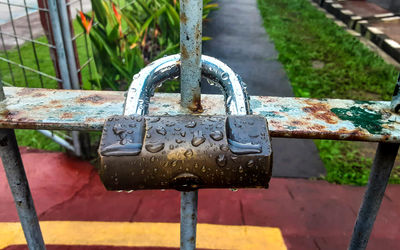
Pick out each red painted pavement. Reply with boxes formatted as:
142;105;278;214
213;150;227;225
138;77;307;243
1;152;400;249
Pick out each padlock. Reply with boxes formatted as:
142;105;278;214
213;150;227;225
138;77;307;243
98;54;273;191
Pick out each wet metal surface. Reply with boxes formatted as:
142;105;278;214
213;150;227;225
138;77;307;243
2;87;400;142
99;115;272;191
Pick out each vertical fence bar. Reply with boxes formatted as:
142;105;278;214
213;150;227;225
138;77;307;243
348;142;399;250
181;191;198;250
57;0;80;90
179;1;202;249
47;0;72;89
0;77;46;249
180;0;203;112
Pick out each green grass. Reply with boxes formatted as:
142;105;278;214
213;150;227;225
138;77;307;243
0;19;97;149
257;0;400;185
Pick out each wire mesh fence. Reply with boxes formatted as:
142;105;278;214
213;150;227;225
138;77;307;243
0;0;95;89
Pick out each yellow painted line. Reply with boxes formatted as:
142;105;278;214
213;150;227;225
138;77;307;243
0;221;287;250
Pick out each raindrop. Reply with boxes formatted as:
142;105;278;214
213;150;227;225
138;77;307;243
184;149;193;158
210;130;224;141
150;156;155;162
169;144;174;150
185;121;197;128
145;142;165;153
126;190;134;193
192;131;206;147
247;160;254;168
150;117;161;123
230;188;238;192
221;72;229;81
120;138;128;145
220;144;229;152
239;166;244;173
216;154;227;167
231;155;238;161
166;121;175;127
172;160;178;167
176;138;184;144
174;127;182;131
180;131;186;137
194;163;199;169
146;134;151;139
113;124;126;135
201;166;206;173
156;126;167;135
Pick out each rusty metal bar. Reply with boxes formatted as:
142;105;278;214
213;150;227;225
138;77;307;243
0;80;45;249
179;1;203;248
1;87;400;143
180;0;203;112
349;142;399;250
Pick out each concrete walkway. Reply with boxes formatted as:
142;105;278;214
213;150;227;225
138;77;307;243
202;0;325;178
2;152;400;249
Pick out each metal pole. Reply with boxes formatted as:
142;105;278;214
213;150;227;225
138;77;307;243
0;78;46;249
181;191;198;250
179;1;202;249
57;0;80;90
348;142;399;250
180;0;203;112
47;0;72;89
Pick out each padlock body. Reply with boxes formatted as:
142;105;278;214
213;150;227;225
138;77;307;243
99;115;272;191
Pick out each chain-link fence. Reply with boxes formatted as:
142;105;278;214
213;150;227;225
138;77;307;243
0;0;94;89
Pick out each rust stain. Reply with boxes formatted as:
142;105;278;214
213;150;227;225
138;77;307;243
32;93;45;97
302;100;338;124
307;124;327;131
78;94;106;105
188;94;203;113
180;12;188;24
50;100;60;105
61;113;73;119
16;88;36;96
181;45;189;60
0;110;19;120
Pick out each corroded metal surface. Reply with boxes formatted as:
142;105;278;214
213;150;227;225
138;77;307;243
2;87;400;142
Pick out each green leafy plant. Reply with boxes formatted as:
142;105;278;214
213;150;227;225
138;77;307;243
79;0;217;90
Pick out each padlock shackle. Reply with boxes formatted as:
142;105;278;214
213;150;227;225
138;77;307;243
123;54;251;116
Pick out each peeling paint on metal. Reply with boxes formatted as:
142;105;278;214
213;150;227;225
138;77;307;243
2;87;400;143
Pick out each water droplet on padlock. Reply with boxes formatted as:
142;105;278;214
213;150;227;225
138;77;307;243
120;138;127;145
201;166;206;173
230;188;238;192
169;144;174;150
194;163;199;169
145;142;165;153
176;138;184;144
210;130;224;141
239;166;244;173
156;126;167;135
216;154;227;167
150;156;155;162
174;127;182;131
150;117;161;123
113;124;126;135
192;131;206;147
166;121;175;127
221;72;229;81
184;149;193;158
231;155;238;161
220;144;229;152
247;160;254;168
180;131;186;137
172;160;178;167
185;121;196;128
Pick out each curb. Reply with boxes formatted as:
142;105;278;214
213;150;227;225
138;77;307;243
358;16;400;62
316;0;400;64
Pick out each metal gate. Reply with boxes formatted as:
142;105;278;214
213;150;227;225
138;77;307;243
1;0;400;249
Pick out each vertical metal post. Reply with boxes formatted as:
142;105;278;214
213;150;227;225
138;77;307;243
47;0;72;89
181;191;198;250
349;142;399;250
179;1;202;249
57;0;80;90
0;77;46;249
180;0;203;112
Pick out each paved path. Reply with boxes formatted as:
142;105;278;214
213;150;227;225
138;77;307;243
202;0;325;178
2;152;400;249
